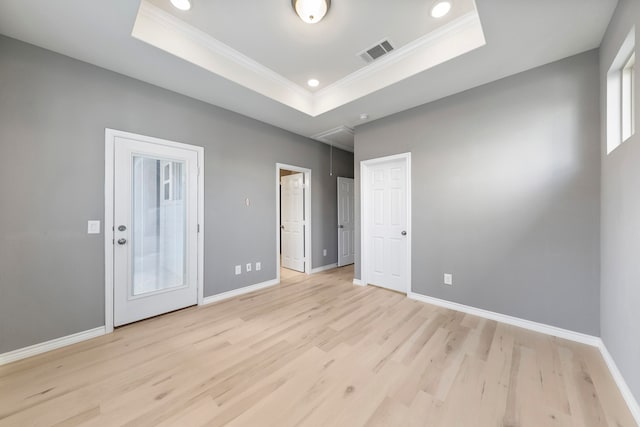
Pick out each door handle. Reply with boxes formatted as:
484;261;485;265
338;225;344;228
280;225;285;230
401;231;407;236
117;238;127;245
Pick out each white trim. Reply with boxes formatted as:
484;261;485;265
360;152;412;294
201;279;280;306
407;290;640;422
353;278;365;286
105;129;205;332
133;1;313;115
0;327;106;366
597;341;640;424
132;0;485;117
276;163;313;281
316;12;479;97
310;263;338;274
407;291;600;347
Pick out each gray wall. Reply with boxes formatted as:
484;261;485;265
600;0;640;403
354;51;601;335
0;36;353;354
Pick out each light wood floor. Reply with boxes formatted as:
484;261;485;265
0;266;635;426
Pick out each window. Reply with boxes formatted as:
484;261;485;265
607;27;636;154
622;52;635;142
161;161;184;201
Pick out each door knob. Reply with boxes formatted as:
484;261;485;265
117;238;127;245
338;225;344;228
401;231;407;236
280;225;285;229
118;225;127;232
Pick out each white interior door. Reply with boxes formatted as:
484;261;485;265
367;159;408;293
113;136;199;326
337;177;355;267
281;173;305;272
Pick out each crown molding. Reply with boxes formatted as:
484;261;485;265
132;1;486;118
133;1;315;114
315;12;480;98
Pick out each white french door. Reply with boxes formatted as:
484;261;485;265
112;136;199;327
281;173;305;272
337;177;355;267
364;157;409;293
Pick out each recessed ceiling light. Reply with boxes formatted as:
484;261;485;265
170;0;191;11
360;113;369;120
292;0;331;24
430;1;452;18
307;78;320;88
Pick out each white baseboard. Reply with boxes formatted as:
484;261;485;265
596;341;640;424
353;278;365;286
201;278;280;306
407;291;640;423
0;326;106;366
310;263;338;274
407;292;600;347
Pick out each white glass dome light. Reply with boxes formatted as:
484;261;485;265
170;0;191;11
307;78;320;88
292;0;331;24
430;1;452;18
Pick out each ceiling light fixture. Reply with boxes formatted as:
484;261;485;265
430;1;452;18
307;78;320;88
170;0;191;11
292;0;331;24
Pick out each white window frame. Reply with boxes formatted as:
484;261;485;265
622;52;635;142
607;27;636;154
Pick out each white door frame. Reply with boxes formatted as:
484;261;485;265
104;129;205;334
360;152;412;293
276;163;312;282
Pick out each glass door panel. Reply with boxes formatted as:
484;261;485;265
131;156;186;297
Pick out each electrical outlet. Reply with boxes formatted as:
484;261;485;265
246;263;252;272
323;249;327;256
444;273;453;286
235;265;241;275
256;262;261;271
87;220;101;234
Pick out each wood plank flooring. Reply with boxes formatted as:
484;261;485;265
0;266;635;426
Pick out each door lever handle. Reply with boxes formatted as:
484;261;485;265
117;238;127;245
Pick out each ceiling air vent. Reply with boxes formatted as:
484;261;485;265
359;39;395;63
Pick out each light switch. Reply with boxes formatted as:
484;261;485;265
235;265;241;275
87;220;101;234
256;262;261;271
444;274;453;286
246;263;252;272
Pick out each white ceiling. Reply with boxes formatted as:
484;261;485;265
147;0;477;90
0;0;618;151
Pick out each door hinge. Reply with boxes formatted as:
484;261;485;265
197;224;200;233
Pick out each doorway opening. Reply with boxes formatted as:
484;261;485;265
276;164;312;282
